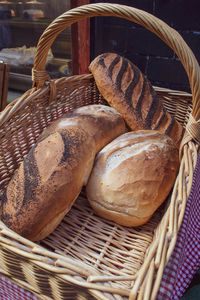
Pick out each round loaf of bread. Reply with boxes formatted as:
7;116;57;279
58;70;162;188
39;104;127;153
86;130;179;227
1;127;96;241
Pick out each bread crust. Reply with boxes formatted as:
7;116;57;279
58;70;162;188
89;53;184;147
1;128;96;241
1;105;126;241
86;130;179;227
39;104;127;153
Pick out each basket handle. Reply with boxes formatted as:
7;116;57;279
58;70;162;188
32;3;200;120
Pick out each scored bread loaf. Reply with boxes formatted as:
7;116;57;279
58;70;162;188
86;130;179;227
1;128;96;241
1;105;126;241
39;104;127;153
89;53;184;148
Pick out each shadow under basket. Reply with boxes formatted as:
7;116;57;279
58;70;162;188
0;3;200;300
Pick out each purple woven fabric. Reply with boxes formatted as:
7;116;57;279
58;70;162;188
158;153;200;299
0;276;38;299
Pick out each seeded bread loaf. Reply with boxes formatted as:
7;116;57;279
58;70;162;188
1;128;96;241
39;104;127;153
1;105;126;241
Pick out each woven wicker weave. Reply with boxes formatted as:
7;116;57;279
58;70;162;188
0;3;200;300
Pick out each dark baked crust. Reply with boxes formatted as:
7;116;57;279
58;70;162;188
1;128;96;241
39;104;127;153
1;105;126;241
89;53;184;147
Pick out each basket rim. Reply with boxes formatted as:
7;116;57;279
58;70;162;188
0;73;193;130
0;75;197;300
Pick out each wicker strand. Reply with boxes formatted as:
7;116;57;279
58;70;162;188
32;69;50;87
186;114;200;144
180;114;200;159
151;242;168;300
143;260;155;300
48;80;57;103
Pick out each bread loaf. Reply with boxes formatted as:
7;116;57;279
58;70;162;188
39;104;127;153
86;130;179;227
89;53;184;148
1;105;126;241
1;128;96;241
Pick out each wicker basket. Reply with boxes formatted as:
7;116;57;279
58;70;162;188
0;3;200;300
